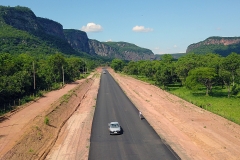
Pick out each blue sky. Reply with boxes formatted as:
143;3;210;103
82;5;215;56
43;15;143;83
1;0;240;54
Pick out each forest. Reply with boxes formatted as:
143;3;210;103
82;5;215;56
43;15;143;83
111;52;240;124
0;52;103;114
0;7;111;114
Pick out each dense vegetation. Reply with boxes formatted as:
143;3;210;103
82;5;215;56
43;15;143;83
187;37;240;56
111;52;240;124
0;24;58;55
103;41;153;55
0;6;79;57
188;44;240;57
0;24;109;114
0;52;104;114
155;53;186;60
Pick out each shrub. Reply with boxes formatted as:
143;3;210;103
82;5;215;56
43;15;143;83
44;116;49;125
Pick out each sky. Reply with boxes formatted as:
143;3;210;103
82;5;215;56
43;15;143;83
1;0;240;54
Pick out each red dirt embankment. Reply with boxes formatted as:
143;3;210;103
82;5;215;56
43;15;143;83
0;71;100;160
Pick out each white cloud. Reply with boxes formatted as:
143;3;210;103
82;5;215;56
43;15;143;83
173;45;177;48
132;25;153;32
178;51;185;53
106;39;112;42
81;23;103;32
157;51;166;54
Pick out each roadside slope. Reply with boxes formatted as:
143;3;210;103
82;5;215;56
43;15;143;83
0;71;98;160
0;79;85;158
46;72;100;159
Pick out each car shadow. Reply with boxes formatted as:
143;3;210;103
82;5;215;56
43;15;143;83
120;126;124;134
140;116;145;120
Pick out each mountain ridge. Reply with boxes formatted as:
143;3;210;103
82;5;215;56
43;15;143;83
0;5;154;61
186;36;240;56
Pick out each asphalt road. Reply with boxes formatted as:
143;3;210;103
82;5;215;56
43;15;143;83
89;70;180;160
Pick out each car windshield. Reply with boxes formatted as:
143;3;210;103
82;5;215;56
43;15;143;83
110;124;119;128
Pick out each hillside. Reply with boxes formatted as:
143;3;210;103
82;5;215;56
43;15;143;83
89;40;155;61
0;6;79;56
0;5;154;61
64;29;155;61
186;36;240;56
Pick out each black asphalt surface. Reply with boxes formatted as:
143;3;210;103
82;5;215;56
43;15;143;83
88;70;180;160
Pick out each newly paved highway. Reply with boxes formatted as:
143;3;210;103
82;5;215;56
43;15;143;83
89;70;179;160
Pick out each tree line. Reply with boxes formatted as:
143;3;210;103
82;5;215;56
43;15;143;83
111;52;240;97
0;52;97;113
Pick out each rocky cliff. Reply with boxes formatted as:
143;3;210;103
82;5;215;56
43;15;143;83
64;29;91;54
37;17;65;40
186;36;240;54
88;40;119;58
88;40;155;61
0;5;155;60
63;29;155;61
0;6;41;32
0;6;65;39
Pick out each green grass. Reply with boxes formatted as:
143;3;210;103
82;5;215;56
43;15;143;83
168;85;240;125
130;75;156;85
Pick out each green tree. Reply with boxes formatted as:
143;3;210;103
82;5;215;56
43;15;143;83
185;67;217;96
175;53;201;85
199;53;221;68
65;57;83;81
123;61;138;75
48;53;66;84
143;61;154;79
154;61;173;89
221;52;240;86
219;69;232;98
111;59;125;72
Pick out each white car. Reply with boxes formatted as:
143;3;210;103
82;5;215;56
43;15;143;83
108;122;121;135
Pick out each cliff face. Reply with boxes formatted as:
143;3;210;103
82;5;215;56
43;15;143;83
88;40;119;57
37;17;65;39
0;6;65;40
186;37;240;53
64;29;91;54
88;40;155;61
1;6;41;32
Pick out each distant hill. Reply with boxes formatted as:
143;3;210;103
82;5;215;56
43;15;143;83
0;5;155;61
186;36;240;56
94;41;155;60
154;53;186;60
64;29;155;61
